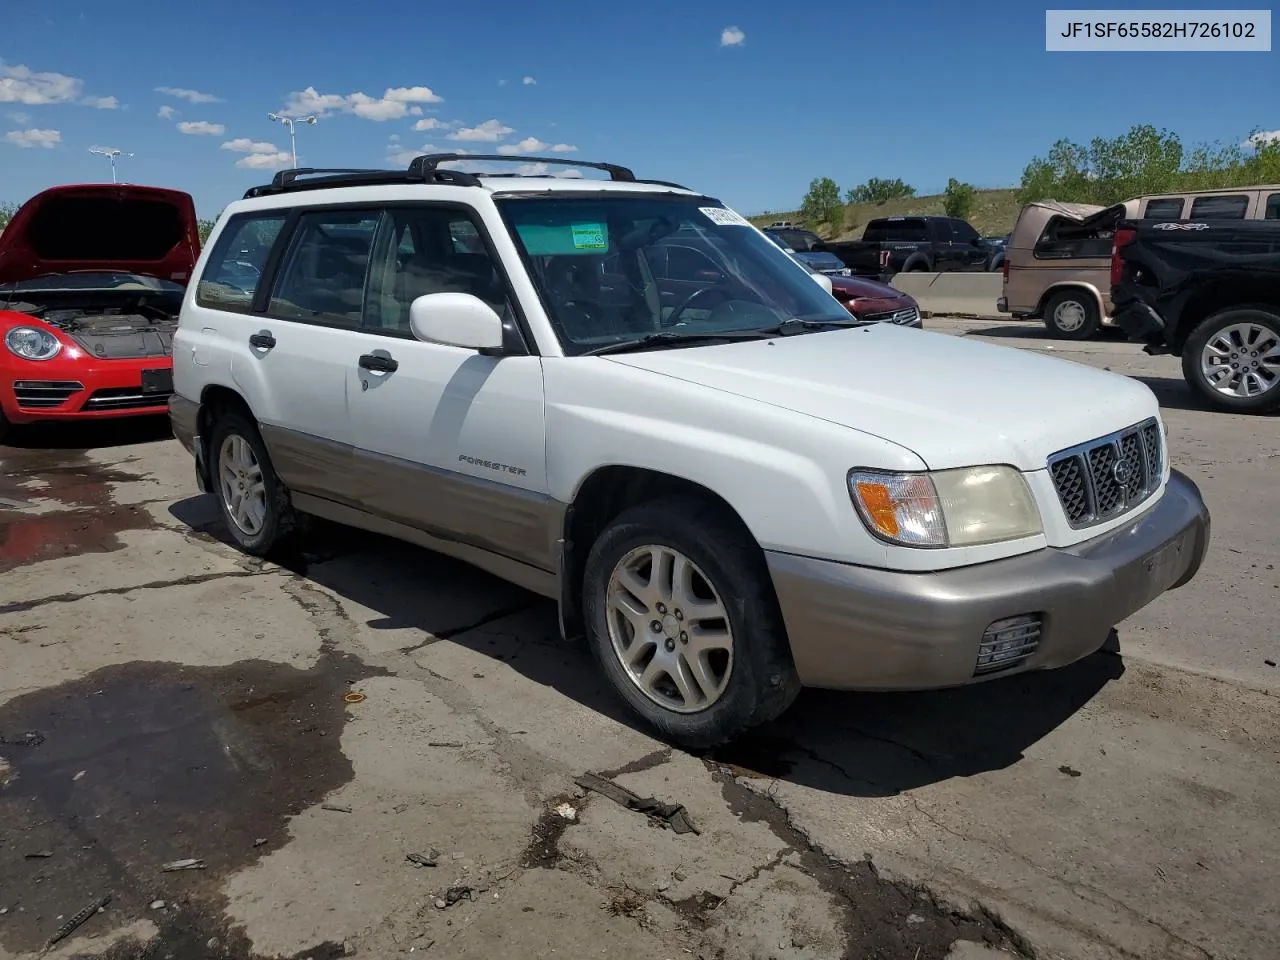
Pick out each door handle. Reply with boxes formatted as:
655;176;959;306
358;353;399;373
249;331;276;349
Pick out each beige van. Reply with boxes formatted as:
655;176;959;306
999;184;1280;339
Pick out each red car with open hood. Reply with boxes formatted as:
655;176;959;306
0;183;199;439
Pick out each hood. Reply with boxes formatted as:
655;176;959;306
603;325;1158;471
0;183;200;286
828;274;906;301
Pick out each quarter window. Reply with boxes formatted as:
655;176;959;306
1266;193;1280;220
268;210;379;329
1188;194;1249;220
195;214;286;313
1143;198;1184;221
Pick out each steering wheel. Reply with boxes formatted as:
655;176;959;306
663;285;737;328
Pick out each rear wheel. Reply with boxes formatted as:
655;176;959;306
582;496;801;749
1182;307;1280;413
208;411;299;554
1043;289;1101;340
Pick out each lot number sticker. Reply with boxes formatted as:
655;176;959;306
699;206;751;227
571;222;608;250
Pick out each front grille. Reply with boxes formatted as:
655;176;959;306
861;306;921;325
83;387;172;411
12;380;84;409
975;615;1043;675
1048;419;1163;528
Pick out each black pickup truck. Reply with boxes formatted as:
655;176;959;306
1112;218;1280;413
824;215;994;278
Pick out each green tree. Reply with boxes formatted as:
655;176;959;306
197;218;218;243
800;177;842;227
943;178;976;220
845;177;916;204
0;201;17;231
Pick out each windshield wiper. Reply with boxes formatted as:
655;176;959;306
582;330;777;356
761;317;873;335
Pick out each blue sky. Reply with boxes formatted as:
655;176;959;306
3;0;1277;219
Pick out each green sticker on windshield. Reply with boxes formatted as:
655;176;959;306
571;222;608;250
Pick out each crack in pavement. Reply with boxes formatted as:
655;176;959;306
397;598;543;654
0;567;284;615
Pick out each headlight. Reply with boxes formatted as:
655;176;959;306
5;326;62;361
848;465;1042;548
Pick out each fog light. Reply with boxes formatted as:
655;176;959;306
974;615;1042;675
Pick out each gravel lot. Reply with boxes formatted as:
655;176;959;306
1;317;1276;960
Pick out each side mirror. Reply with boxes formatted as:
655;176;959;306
811;272;834;295
408;293;504;352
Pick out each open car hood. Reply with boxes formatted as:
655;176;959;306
0;183;200;286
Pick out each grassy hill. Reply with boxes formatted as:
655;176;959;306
750;187;1023;240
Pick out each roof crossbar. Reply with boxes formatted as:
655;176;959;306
407;153;637;182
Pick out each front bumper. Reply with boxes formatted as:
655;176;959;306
997;296;1009;313
767;469;1210;691
1;356;173;424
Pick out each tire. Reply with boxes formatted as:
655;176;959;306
207;410;299;554
1043;289;1101;340
582;496;801;749
903;258;931;273
1181;307;1280;414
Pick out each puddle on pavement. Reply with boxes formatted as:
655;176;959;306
0;446;157;574
0;649;385;958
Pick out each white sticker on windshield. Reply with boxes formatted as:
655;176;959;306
699;206;751;227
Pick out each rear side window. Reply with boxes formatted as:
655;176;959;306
1143;198;1184;221
950;220;980;243
195;214;287;313
268;210;380;329
862;219;929;242
1266;193;1280;220
1188;194;1249;220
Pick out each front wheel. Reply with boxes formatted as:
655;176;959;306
582;497;801;749
1182;307;1280;413
208;411;299;554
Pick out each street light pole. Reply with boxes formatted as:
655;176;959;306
267;113;318;168
88;147;133;183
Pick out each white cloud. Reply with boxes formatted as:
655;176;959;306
720;25;745;46
177;120;225;136
550;143;577;153
0;62;117;108
4;128;60;149
498;79;508;87
222;138;282;154
236;151;293;170
157;105;177;120
514;162;581;178
522;76;536;86
388;133;400;142
155;86;223;104
498;136;550;155
7;111;29;123
384;86;442;103
449;118;514;142
0;63;80;104
1244;129;1280;148
278;85;442;122
412;117;442;131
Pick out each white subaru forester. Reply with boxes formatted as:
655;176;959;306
170;154;1210;748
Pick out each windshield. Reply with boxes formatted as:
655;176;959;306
0;272;185;294
498;195;850;355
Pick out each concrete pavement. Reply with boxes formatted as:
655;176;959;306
0;317;1276;960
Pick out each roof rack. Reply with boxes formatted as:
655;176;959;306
243;154;658;199
408;153;636;182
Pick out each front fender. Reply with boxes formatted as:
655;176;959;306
543;358;922;567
